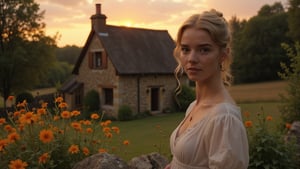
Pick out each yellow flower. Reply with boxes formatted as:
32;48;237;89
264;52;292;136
7;132;20;143
39;129;54;143
266;115;273;121
68;144;79;154
123;140;130;145
244;120;253;128
0;118;6;125
82;147;90;156
38;153;49;164
8;159;28;169
91;113;100;119
98;148;107;153
61;111;71;119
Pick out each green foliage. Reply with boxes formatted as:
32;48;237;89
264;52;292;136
278;42;300;122
0;0;57;107
174;85;195;112
118;105;133;121
245;108;298;169
15;92;34;104
231;2;291;83
287;0;300;41
55;45;82;65
83;90;100;118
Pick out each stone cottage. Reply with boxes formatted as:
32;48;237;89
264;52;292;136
60;4;187;117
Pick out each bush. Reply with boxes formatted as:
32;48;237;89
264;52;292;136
244;108;298;169
174;85;195;112
118;105;133;121
278;42;300;123
83;90;100;118
15;92;34;104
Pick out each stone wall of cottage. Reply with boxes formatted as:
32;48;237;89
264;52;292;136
76;36;119;116
119;75;179;114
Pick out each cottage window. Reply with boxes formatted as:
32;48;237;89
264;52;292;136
89;51;107;69
104;88;113;105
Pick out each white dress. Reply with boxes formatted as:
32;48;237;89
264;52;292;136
169;101;249;169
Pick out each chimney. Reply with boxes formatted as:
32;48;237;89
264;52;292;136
90;3;107;32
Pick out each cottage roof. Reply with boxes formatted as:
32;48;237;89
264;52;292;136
73;25;177;75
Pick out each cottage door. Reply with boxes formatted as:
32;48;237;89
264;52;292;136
150;88;159;111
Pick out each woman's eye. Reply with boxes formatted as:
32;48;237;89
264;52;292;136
181;47;190;53
199;48;210;54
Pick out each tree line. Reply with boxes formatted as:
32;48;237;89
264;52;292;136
0;0;299;108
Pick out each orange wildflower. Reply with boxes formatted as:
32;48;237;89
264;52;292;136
55;97;63;103
286;123;292;129
111;126;120;134
19;112;38;124
8;159;28;169
83;120;92;125
82;147;90;156
7;132;20;143
91;113;100;120
53;115;60;121
86;128;93;133
103;127;111;133
244;111;250;118
0;118;6;125
38;153;49;164
41;102;48;108
105;132;112;138
71;122;82;131
68;144;79;154
71;110;81;117
4;125;16;133
98;148;107;153
244;121;253;128
58;102;68;108
37;108;47;115
0;139;9;152
123;140;130;145
13;111;21;118
104;120;112;126
39;129;54;143
61;111;71;119
266;116;273;121
8;96;14;101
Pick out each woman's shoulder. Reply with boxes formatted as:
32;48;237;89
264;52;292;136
211;102;242;121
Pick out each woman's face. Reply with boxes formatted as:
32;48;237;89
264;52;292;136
179;27;223;83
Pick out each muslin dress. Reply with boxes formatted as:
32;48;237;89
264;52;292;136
169;101;249;169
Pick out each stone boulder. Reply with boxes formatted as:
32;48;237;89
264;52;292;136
128;152;169;169
72;152;130;169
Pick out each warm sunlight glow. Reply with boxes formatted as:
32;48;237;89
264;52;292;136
124;21;132;27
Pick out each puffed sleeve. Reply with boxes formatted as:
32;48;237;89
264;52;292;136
206;112;249;169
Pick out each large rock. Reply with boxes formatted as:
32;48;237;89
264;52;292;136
72;152;130;169
128;152;169;169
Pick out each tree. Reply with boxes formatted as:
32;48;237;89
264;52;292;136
287;0;300;42
56;45;81;65
231;2;291;83
0;0;57;108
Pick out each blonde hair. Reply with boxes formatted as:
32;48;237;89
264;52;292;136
174;9;233;94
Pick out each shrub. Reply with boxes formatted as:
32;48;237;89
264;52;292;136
278;42;300;123
244;108;298;169
174;85;195;112
15;92;34;104
0;97;129;169
118;105;133;121
83;90;100;118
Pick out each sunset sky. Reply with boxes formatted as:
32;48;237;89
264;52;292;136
36;0;288;47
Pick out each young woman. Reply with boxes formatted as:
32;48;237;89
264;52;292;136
165;9;249;169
